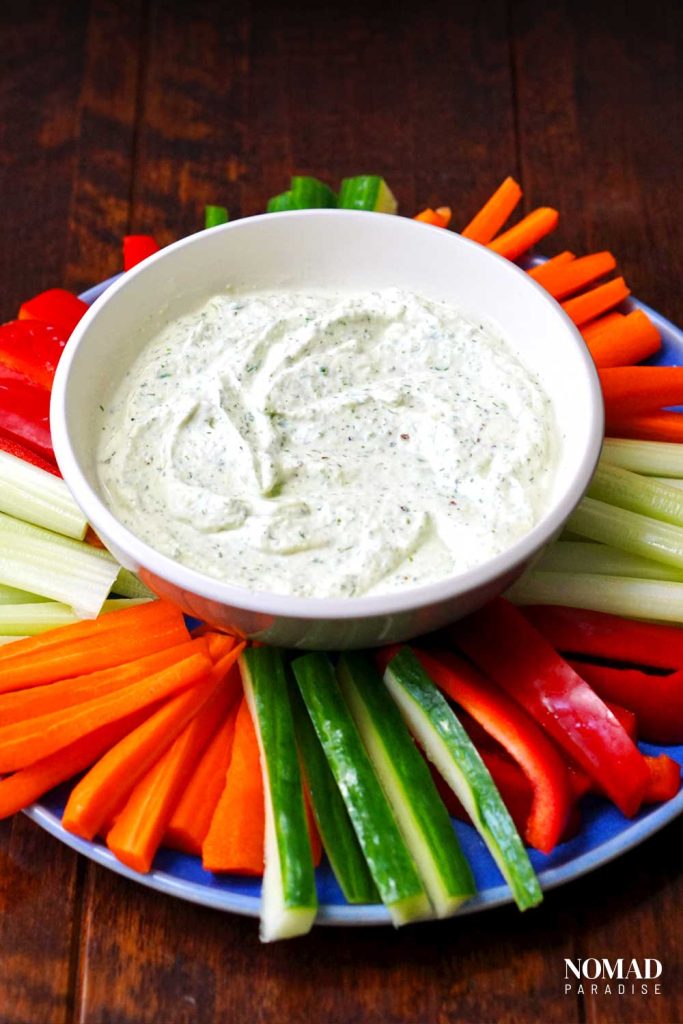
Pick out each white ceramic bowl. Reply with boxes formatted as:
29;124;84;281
51;210;603;648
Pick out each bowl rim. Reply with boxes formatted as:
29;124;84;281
51;209;605;621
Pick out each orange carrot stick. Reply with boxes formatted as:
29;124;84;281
106;654;241;873
461;177;523;244
0;652;212;773
165;696;240;855
581;311;625;341
414;207;451;228
62;644;244;840
606;414;683;444
487;207;559;261
585;310;662;369
202;696;265;875
205;632;236;661
561;277;630;326
600;366;683;417
0;709;151;819
533;251;617;300
0;599;182;665
0;604;189;694
0;638;209;726
527;252;575;283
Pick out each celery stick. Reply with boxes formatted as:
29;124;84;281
567;497;683;570
536;541;683;581
652;477;683;491
0;584;49;605
0;598;148;635
0;451;88;539
0;636;26;645
507;571;683;623
111;568;154;599
0;512;119;617
588;463;683;527
602;439;683;477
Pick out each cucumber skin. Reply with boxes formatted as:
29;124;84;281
338;175;397;213
240;648;317;926
338;653;475;914
290;176;337;209
385;649;543;912
267;191;298;213
290;680;380;905
292;652;430;923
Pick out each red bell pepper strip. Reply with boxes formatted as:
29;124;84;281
405;647;573;853
0;366;54;463
643;755;681;804
568;659;683;745
604;701;638;743
0;434;59;475
18;289;88;336
451;599;650;818
524;605;683;671
123;235;161;271
0;320;67;390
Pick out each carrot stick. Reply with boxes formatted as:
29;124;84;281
62;643;244;840
600;366;683;417
585;310;662;369
205;632;236;661
532;251;617;300
0;652;212;773
487;207;559;261
0;708;151;819
527;252;575;283
581;311;624;340
461;177;523;244
561;277;630;326
0;638;209;726
106;654;241;873
414;207;451;228
606;414;683;444
202;696;265;875
164;696;240;855
0;599;183;665
0;603;189;695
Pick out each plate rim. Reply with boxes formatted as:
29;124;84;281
23;269;683;927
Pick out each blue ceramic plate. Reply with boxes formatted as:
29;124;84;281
25;271;683;926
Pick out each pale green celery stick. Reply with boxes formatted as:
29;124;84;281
0;584;49;605
588;462;683;526
0;635;27;645
0;451;88;539
536;541;683;582
0;598;149;635
651;477;683;491
0;512;119;616
602;439;683;477
111;568;154;599
507;571;683;622
567;497;683;570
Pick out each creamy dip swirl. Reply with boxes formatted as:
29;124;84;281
98;288;557;598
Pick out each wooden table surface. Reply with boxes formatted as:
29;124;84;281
1;2;682;1022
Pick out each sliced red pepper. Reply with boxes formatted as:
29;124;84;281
0;320;67;390
604;700;638;743
0;366;54;463
451;599;650;818
642;755;681;804
569;659;683;745
0;433;59;475
407;646;573;853
525;605;683;670
123;235;161;271
18;289;88;336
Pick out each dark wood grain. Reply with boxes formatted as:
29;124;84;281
0;1;682;1022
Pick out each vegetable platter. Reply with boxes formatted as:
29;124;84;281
3;175;683;941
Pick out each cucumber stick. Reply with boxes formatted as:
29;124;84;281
338;175;398;213
293;653;431;926
289;680;380;905
337;653;475;917
384;649;542;912
240;647;318;942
